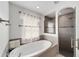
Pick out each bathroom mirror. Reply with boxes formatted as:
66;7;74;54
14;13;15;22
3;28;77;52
44;13;56;34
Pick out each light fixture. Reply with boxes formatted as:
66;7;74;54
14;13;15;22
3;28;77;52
36;6;39;8
54;1;59;4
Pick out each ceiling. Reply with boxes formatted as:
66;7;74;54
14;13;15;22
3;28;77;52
10;1;60;16
59;8;74;16
46;11;56;18
47;7;74;18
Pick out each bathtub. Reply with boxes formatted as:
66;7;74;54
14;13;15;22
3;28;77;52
8;40;52;57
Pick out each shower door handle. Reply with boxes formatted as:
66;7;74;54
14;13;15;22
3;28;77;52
71;37;74;48
76;39;79;49
78;39;79;49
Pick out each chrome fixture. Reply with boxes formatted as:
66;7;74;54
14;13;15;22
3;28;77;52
0;18;9;23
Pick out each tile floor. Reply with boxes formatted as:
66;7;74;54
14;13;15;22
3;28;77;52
56;50;73;57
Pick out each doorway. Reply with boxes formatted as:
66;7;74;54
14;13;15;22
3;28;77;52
58;7;76;57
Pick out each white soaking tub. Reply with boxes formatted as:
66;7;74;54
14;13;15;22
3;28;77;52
8;40;52;57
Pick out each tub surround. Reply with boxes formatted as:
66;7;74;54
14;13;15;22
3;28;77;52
39;33;59;57
9;37;41;52
42;33;58;47
9;38;21;52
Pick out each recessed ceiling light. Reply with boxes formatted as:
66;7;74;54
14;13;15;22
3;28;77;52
54;1;59;4
36;6;39;8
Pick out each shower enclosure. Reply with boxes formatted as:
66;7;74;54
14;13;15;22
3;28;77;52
58;7;75;56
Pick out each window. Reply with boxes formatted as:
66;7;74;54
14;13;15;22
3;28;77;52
44;16;55;34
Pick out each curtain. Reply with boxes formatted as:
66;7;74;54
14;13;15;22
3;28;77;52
20;13;40;44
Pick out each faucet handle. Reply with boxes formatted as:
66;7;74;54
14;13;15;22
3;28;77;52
71;37;74;48
18;53;21;57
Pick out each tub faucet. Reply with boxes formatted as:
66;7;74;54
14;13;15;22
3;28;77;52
18;53;21;57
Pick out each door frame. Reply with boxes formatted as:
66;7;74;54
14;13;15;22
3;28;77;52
57;6;76;57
